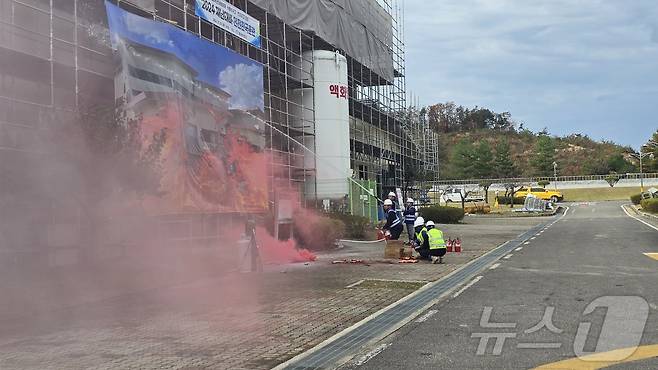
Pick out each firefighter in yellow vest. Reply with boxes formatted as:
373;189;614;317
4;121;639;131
412;217;429;260
425;221;447;264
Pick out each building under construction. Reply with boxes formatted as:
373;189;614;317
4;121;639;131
0;0;438;230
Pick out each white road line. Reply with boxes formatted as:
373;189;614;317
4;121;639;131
452;276;483;298
503;254;513;259
515;247;523;251
530;236;536;240
415;309;439;323
523;242;530;245
621;205;658;232
489;263;501;270
354;343;391;366
346;280;365;289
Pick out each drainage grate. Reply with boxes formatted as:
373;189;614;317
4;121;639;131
280;221;551;370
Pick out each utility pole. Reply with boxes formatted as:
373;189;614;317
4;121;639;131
553;161;558;190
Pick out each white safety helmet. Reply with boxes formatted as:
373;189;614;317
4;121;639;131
406;198;414;204
413;217;425;228
383;199;394;206
425;221;435;227
388;191;396;197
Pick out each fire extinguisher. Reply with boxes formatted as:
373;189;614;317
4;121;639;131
454;238;462;253
446;238;454;253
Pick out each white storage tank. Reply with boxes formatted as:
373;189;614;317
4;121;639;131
306;50;351;199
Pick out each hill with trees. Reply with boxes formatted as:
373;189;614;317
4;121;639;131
425;102;640;180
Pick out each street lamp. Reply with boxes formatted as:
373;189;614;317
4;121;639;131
638;141;657;193
552;161;558;190
630;151;650;192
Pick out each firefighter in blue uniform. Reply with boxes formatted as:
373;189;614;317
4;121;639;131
382;199;403;240
403;198;417;242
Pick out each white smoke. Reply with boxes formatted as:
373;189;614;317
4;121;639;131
218;63;264;111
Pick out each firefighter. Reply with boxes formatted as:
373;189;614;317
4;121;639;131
412;217;430;260
425;221;447;264
382;199;403;240
403;198;418;242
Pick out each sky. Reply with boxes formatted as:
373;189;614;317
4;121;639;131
105;1;264;111
403;0;658;148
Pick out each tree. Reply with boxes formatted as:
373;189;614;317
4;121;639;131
642;130;658;172
472;141;494;179
451;139;476;179
463;107;495;130
606;153;636;173
479;180;493;204
531;135;556;176
605;172;621;187
494;139;517;178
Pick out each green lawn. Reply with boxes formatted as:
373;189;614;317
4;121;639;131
487;186;640;203
559;187;640;202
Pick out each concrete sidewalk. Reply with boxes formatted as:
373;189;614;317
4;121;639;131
0;216;545;369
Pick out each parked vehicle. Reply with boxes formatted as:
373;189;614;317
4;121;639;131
515;186;564;202
441;188;485;203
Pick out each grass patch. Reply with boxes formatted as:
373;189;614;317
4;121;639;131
486;187;642;203
559;187;642;202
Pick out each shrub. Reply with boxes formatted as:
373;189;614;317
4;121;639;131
496;196;526;205
630;193;643;205
641;199;658;214
537;180;550;187
293;211;345;250
419;206;465;224
328;213;372;240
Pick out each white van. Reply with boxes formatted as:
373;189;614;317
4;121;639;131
441;188;485;203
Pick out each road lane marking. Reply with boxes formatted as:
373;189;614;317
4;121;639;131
415;309;438;323
452;276;483;298
533;344;658;370
524;242;531;245
489;263;501;270
621;205;658;232
530;236;536;240
503;254;513;259
643;253;658;261
515;247;523;251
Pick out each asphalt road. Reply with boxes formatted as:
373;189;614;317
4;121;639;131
348;201;658;370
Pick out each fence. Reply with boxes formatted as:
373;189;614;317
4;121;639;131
430;173;658;187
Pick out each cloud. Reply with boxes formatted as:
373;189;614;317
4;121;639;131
219;63;264;112
122;10;174;47
404;0;658;147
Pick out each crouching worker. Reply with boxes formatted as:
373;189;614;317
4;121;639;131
412;217;430;260
426;221;447;264
382;199;403;240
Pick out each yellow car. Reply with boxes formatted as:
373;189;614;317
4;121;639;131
515;186;564;202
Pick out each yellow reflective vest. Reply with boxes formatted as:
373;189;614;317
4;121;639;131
416;227;428;245
427;228;446;250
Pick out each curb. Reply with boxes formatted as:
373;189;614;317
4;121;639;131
273;209;567;370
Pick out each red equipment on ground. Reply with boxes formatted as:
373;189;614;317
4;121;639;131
446;238;454;252
454;238;462;253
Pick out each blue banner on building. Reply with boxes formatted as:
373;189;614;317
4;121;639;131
194;0;261;48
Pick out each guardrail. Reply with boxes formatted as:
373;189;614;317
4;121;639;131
429;173;658;186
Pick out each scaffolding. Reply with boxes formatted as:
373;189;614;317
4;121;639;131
0;0;439;209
